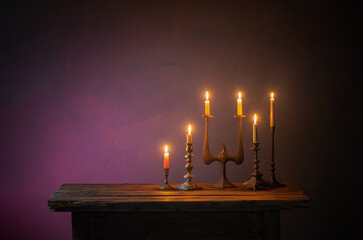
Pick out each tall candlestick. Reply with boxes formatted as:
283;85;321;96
164;145;169;169
270;93;275;127
253;114;258;143
237;92;242;116
269;92;284;187
186;124;192;143
205;91;210;116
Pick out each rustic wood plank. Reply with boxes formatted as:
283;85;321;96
48;183;309;212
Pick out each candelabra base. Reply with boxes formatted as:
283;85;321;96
158;183;174;190
176;180;202;191
241;174;271;191
269;176;285;188
211;175;237;188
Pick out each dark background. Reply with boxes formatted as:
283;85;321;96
0;1;359;239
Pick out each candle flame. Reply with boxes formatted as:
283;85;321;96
271;92;274;98
254;114;257;124
206;91;209;100
238;92;241;99
164;145;168;153
188;124;191;135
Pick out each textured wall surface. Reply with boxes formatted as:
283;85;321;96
0;1;357;239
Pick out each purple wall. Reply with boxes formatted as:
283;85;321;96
0;1;357;239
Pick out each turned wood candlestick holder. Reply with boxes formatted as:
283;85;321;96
241;142;270;191
269;127;285;187
159;168;174;190
176;142;202;191
202;115;245;188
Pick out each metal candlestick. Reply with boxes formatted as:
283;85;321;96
241;142;270;191
176;142;202;191
159;168;174;190
202;115;245;188
269;127;285;187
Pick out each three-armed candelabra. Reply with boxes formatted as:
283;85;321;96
202;114;245;188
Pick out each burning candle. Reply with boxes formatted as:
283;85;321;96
164;145;169;169
205;91;210;116
186;124;192;143
237;92;242;116
270;92;275;127
253;114;258;143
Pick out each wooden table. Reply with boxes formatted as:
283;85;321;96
48;183;309;240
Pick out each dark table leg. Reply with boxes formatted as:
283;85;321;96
72;211;280;240
72;212;89;240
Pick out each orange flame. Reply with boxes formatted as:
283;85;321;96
164;145;168;153
188;125;191;135
206;91;209;100
254;114;257;124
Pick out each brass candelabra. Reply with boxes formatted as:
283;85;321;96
202;115;245;188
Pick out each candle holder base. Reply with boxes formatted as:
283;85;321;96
211;175;236;188
176;180;202;191
241;174;271;191
158;168;174;191
158;183;174;190
241;142;270;191
269;127;285;188
210;161;237;188
269;176;285;188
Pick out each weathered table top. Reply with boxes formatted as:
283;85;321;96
48;183;309;212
